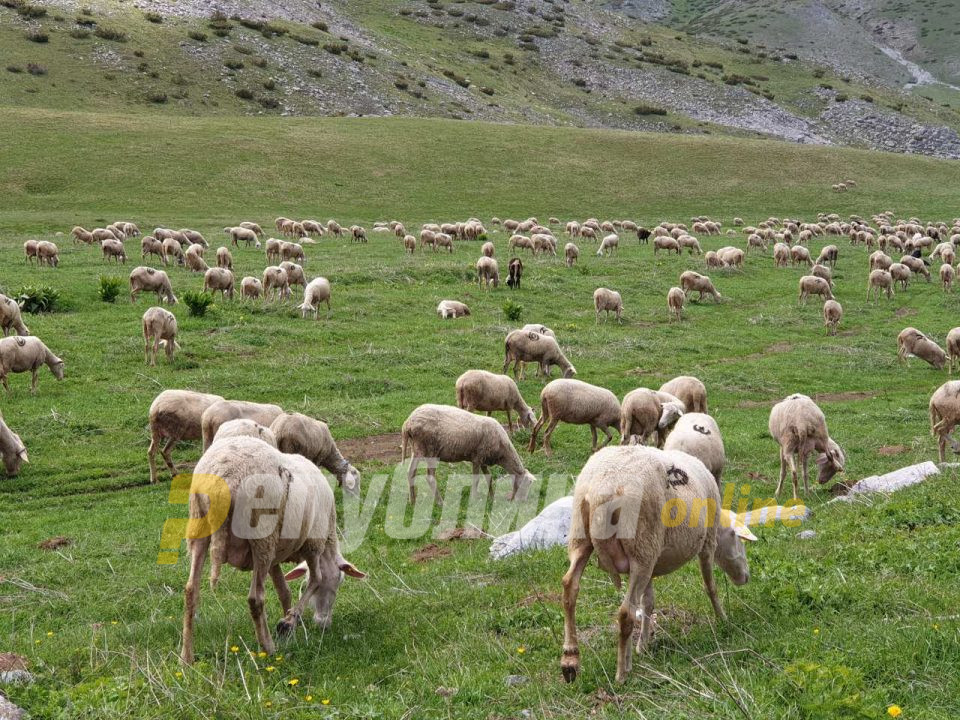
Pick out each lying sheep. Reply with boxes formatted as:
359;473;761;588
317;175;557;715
37;241;59;268
503;329;576;380
455;369;536;432
216;246;233;270
241;276;262;300
263;266;291;302
680;271;721;302
0;336;64;393
823;299;842;336
130;267;177;305
866;269;894;300
299;277;331;319
181;436;365;663
560;445;755;683
271;412;360;493
437;300;470;319
597;234;619;257
929;380;960;460
142;306;178;366
660;376;707;413
663;413;725;484
594;288;623;324
769;393;844;497
201;399;284;451
565;242;579;267
667;286;685;321
401;404;537;503
212;418;277;447
203;267;235;300
476;257;500;289
897;327;946;370
798;275;834;304
0;295;29;337
528;378;620;456
147;389;224;483
0;411;28;476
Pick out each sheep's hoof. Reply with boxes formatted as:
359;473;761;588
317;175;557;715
561;663;579;683
276;615;298;636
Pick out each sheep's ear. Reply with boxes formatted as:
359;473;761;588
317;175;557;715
734;524;758;542
18;448;29;463
338;560;366;579
284;562;308;581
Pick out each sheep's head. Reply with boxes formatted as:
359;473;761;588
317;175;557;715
51;359;65;381
284;555;366;627
657;401;685;430
563;365;577;378
715;510;756;585
339;464;361;496
816;439;845;485
3;433;28;476
520;407;537;428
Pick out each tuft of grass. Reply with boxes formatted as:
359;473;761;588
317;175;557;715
25;29;49;43
187;30;207;41
144;11;162;23
93;26;127;42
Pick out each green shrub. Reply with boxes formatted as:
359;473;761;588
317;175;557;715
307;68;322;78
634;103;666;116
97;276;123;303
293;34;319;46
502;300;523;322
233;43;253;55
182;291;214;317
235;87;255;100
94;26;127;41
69;28;90;39
17;285;60;313
26;63;46;75
860;94;874;103
479;86;494;95
25;30;49;43
834;93;848;102
262;79;275;90
17;3;46;18
311;20;328;31
75;15;96;26
224;59;244;70
394;79;409;90
187;30;207;41
144;11;162;23
477;233;488;243
251;56;267;67
6;65;23;73
258;96;279;109
323;41;348;55
146;91;167;104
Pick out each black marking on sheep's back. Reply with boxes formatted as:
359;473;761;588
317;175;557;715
14;337;25;347
527;332;540;341
666;466;689;487
693;424;711;435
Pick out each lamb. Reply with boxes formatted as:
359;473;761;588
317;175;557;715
184;244;208;273
717;247;743;268
773;242;790;267
528;378;620;456
279;241;305;263
37;241;59;267
823;299;842;335
263;266;291;302
565;242;579;267
503;329;576;380
147;389;224;483
216;246;233;270
653;236;681;255
212;418;277;447
667;286;685;321
265;238;282;263
768;393;845;497
203;267;235;300
437;300;470;319
142;306;178;366
594;288;623;324
224;226;258;247
24;239;39;264
279;261;306;295
0;411;28;476
679;271;721;302
816;244;839;267
889;263;911;290
597;234;619;257
401;404;537;503
867;269;894;300
299;277;331;319
201;399;284;451
0;336;64;393
270;412;360;493
404;234;417;253
663;413;725;484
941;263;955;292
180;436;365;663
130;267;177;304
947;327;960;374
476;257;500;289
0;295;29;337
798;275;834;304
507;257;523;289
455;369;536;432
929;380;960;460
101;238;126;264
241;276;263;300
619;388;663;445
481;241;495;257
659;376;707;413
897;327;946;370
790;245;812;267
560;445;755;683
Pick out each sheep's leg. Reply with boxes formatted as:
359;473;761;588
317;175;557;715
181;536;209;664
144;337;151;365
161;437;177;473
541;418;561;457
152;337;160;366
166;338;174;362
616;561;650;682
276;556;322;635
774;448;788;498
635;581;655;653
801;451;811;494
269;564;293;615
505;408;513;432
248;563;275;654
407;456;420;504
698;550;726;621
426;462;443;505
590;426;598;452
528;414;546;453
560;540;593;683
30;369;38;393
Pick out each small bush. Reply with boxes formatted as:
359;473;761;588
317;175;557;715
94;26;127;41
26;63;46;76
262;78;275;90
98;276;123;303
293;34;319;46
133;49;144;57
251;56;267;67
323;41;348;55
311;20;328;31
503;52;515;65
258;96;279;109
17;3;46;18
860;94;874;103
479;86;494;95
75;15;96;26
6;65;23;74
394;80;408;90
69;28;90;39
235;87;255;100
572;77;587;87
212;28;230;37
187;30;207;41
307;68;322;78
834;93;848;102
17;286;60;314
233;43;253;55
224;59;244;70
634;103;666;116
146;91;167;103
182;291;214;317
502;300;523;322
144;11;162;23
25;30;49;43
812;68;826;78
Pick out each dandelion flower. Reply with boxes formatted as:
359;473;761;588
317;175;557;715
888;706;902;718
275;655;283;661
265;666;276;673
230;646;239;653
517;646;526;654
264;701;272;708
813;628;819;635
305;695;313;702
110;621;118;625
258;651;268;658
321;698;331;705
175;671;183;679
46;631;54;637
288;678;299;686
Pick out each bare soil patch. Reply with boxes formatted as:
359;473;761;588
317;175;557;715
878;445;910;456
411;543;452;563
38;536;72;551
339;432;401;464
737;390;877;408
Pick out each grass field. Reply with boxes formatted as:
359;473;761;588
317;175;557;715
2;109;960;719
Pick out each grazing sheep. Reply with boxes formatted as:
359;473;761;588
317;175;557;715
889;263;911;290
823;299;842;335
508;235;534;253
898;327;946;370
403;234;417;253
101;238;126;264
437;300;470;319
455;369;536;432
941;263;955;292
71;226;95;244
162;238;185;266
866;269;894;300
203;267;235;300
705;250;725;269
528;378;619;456
224;226;258;248
351;225;367;243
560;445;755;683
480;240;495;258
476;257;500;289
667;286;685;321
663;413;725;485
434;233;454;253
594;288;623;324
263;266;291;302
816;245;838;267
503;329;575;380
201;400;284;451
769;394;845;497
239;221;264;237
279;261;306;295
929;380;960;460
0;336;64;393
790;245;812;267
236;276;261;300
0;411;28;476
597;234;619;257
798;275;834;304
636;227;652;243
130;267;177;305
301;220;324;236
184;244;208;273
181;436;365;663
24;239;39;264
507;257;523;289
746;233;767;253
401;404;536;503
900;255;930;282
653;236;681;255
265;238;282;263
216;246;233;270
678;235;702;255
520;323;556;338
946;328;960;374
869;250;892;271
0;295;29;337
280;241;305;264
147;389;224;483
212;418;277;447
419;229;437;252
680;271;721;302
270;412;360;493
717;247;744;268
37;241;59;268
619;388;663;445
566;221;581;237
773;242;790;267
564;242;579;267
299;277;331;319
141;306;178;366
660;376;707;414
326;220;343;237
141;236;164;262
180;229;207;247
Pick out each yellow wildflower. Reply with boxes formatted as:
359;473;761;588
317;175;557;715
888;706;902;718
230;646;239;653
288;678;299;686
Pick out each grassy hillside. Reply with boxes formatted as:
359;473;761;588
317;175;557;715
2;110;960;718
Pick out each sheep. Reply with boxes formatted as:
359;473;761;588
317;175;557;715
279;261;306;295
929;380;960;460
437;299;469;319
481;241;495;257
419;229;437;251
141;236;164;262
564;242;579;267
680;271;721;302
508;234;534;253
678;235;702;255
455;369;536;432
299;277;331;319
666;286;686;321
566;221;581;237
705;250;725;269
216;246;233;270
351;225;367;243
180;229;207;247
212;418;277;447
560;445;755;683
0;295;29;337
900;255;930;282
265;238;282;263
280;241;305;263
301;220;324;236
580;226;597;242
326;219;343;237
147;389;224;483
889;263;911;290
139;305;179;366
663;413;725;485
99;238;126;264
180;436;365;664
130;267;177;305
594;288;623;324
520;323;555;338
653;236;681;255
746;233;767;252
867;269;894;300
270;412;360;493
224;226;258;248
636;227;652;243
37;241;59;268
24;239;39;264
660;376;707;414
239;221;264;237
203;267;235;300
241;276;263;300
898;327;946;370
403;234;417;253
798;275;834;305
619;388;663;445
942;263;955;292
201;399;284;451
816;244;839;267
503;329;575;380
823;299;842;335
162;238;185;266
769;393;845;497
0;336;64;393
597;234;619;257
71;226;95;244
790;245;812;267
263;266;291;302
717;247;744;268
430;233;452;253
528;378;620;456
185;244;208;273
507;257;523;289
401;404;536;503
475;257;500;290
92;228;118;243
946;327;960;375
869;250;892;271
0;411;28;476
772;242;790;268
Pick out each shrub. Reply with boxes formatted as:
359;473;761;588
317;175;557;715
187;30;207;41
6;65;23;74
311;20;328;31
224;59;244;70
146;91;167;103
394;80;408;90
94;26;127;41
69;28;90;38
293;34;319;46
503;52;515;65
812;68;826;78
133;49;144;57
235;87;255;100
17;3;46;18
233;43;253;55
251;56;267;67
144;11;162;23
502;300;523;322
860;94;874;103
572;77;587;87
97;276;123;303
323;41;348;55
262;79;275;90
75;15;96;26
834;93;848;102
17;286;60;314
307;68;322;78
25;30;49;43
182;291;214;317
258;96;279;109
26;63;46;75
212;28;230;37
479;86;494;95
634;103;666;116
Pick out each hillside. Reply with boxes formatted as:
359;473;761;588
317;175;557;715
3;0;960;157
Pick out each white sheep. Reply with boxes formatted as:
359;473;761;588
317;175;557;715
941;263;954;293
201;399;284;451
503;329;575;380
481;241;495;257
680;271;721;302
660;376;707;413
791;245;812;267
653;236;681;255
889;263;911;290
594;288;623;324
263;266;291;302
101;238;126;264
212;418;277;447
823;299;842;335
476;257;500;289
619;388;663;446
897;327;946;370
224;226;258;247
667;286;684;321
299;277;331;319
663;412;725;484
129;267;177;305
437;300;470;319
147;389;224;483
798;275;834;304
717;247;744;268
24;239;39;264
597;234;619;257
528;378;620;456
280;241;305;263
216;246;233;270
866;269;894;300
0;336;64;393
142;306;178;366
0;410;28;476
265;238;282;263
564;242;579;267
203;267;235;300
271;412;360;493
929;380;960;460
455;369;536;432
241;276;263;300
279;261;306;295
769;393;844;497
37;241;59;267
184;244;208;273
0;295;29;337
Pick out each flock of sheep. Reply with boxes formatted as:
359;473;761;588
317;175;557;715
7;205;960;683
